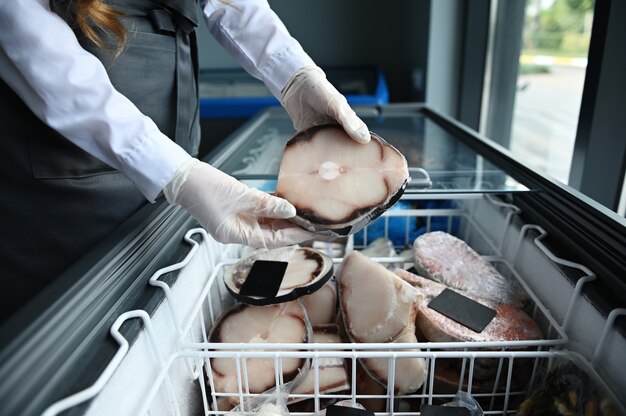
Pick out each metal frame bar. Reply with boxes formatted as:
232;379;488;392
568;0;626;211
458;0;491;131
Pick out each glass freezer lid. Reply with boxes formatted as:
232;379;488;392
210;108;529;194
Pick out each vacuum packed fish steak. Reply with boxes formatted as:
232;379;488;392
276;124;410;237
223;246;333;305
206;301;311;408
394;268;542;343
413;231;528;307
339;251;428;393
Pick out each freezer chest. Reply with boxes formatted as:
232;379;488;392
2;105;624;416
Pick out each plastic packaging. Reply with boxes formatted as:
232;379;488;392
442;391;484;416
223;246;334;306
225;387;374;415
412;231;528;307
226;383;292;416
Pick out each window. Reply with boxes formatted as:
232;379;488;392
509;0;594;183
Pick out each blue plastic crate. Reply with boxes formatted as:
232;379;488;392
353;200;460;248
199;67;389;119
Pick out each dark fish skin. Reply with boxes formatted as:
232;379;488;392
413;231;529;307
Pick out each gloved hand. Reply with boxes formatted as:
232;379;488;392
281;66;371;144
164;158;316;248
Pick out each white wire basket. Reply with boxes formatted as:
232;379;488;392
41;195;626;416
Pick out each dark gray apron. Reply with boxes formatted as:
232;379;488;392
0;0;200;320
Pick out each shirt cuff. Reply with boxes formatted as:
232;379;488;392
261;45;315;99
118;131;192;202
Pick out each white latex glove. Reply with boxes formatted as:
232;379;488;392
164;159;316;248
281;66;371;144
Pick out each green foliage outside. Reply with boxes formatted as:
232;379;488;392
519;64;551;75
523;0;594;57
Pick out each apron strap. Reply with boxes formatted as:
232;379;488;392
148;1;199;153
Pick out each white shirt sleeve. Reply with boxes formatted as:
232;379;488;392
0;0;191;202
202;0;316;99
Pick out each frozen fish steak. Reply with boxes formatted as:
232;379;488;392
413;231;528;307
276;125;410;236
224;246;334;306
339;251;427;393
394;268;542;343
340;251;418;343
206;301;311;405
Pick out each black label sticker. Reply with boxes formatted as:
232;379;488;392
239;260;288;298
421;405;471;416
427;288;497;332
326;404;374;416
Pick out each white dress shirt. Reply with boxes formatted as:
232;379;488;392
0;0;314;201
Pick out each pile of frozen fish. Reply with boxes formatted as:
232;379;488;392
206;231;543;412
205;127;543;413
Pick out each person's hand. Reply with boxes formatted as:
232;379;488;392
281;66;371;144
164;159;316;248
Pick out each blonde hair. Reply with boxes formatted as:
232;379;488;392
73;0;237;56
75;0;127;56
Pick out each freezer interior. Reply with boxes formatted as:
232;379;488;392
3;106;625;416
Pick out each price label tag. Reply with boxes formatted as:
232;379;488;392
428;288;497;332
239;260;288;298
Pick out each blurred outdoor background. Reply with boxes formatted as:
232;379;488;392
511;0;594;183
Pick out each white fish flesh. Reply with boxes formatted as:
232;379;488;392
276;125;410;237
340;251;418;343
224;246;333;305
339;251;428;393
413;231;528;307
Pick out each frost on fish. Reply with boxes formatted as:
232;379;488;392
413;231;528;307
339;251;427;393
224;246;333;305
276;124;410;237
290;325;349;402
394;268;542;343
206;301;311;408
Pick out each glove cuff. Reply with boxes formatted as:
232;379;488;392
163;158;199;205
